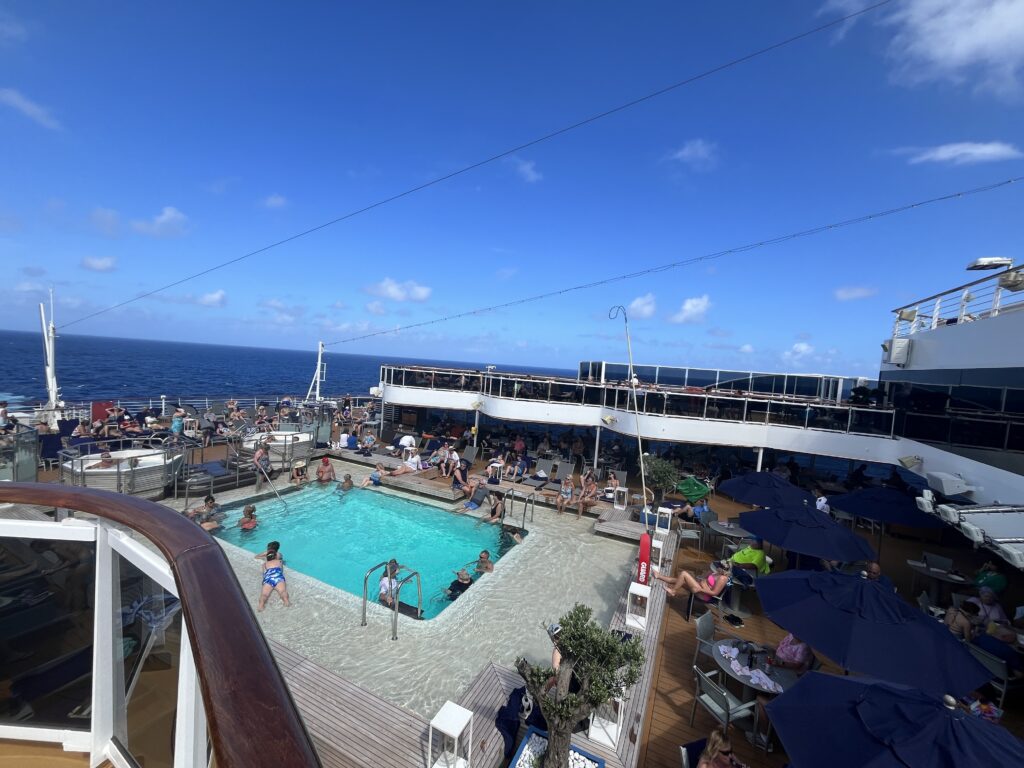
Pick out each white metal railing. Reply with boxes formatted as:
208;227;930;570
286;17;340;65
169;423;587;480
0;515;203;767
892;267;1024;338
380;365;896;439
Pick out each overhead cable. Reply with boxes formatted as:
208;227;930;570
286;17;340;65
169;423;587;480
324;177;1023;345
60;0;892;330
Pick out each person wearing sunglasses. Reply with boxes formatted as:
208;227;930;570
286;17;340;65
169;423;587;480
697;727;749;768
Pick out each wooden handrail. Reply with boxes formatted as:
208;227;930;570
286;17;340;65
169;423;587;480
0;483;321;767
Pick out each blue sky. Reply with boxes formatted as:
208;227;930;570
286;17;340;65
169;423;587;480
2;1;1023;376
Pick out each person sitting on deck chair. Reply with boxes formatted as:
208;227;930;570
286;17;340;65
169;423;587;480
730;537;770;576
653;560;732;599
575;476;599;520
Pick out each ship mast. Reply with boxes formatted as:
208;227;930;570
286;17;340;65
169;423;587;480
305;340;326;402
38;291;63;427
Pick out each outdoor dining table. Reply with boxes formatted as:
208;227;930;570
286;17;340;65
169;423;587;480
906;558;969;604
707;520;752;540
710;638;800;697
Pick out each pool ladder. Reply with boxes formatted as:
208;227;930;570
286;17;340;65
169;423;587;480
361;561;423;640
502;487;536;531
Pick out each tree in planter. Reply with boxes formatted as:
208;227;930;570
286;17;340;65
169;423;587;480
515;604;644;768
643;455;680;504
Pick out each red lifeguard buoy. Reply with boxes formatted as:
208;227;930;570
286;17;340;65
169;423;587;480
637;532;651;585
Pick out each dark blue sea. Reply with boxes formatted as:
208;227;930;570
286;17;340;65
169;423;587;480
0;330;575;405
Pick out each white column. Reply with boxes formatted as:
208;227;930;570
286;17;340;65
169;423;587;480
755;447;764;472
90;524;115;767
173;624;207;768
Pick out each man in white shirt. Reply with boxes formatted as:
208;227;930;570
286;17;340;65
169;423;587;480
815;489;830;515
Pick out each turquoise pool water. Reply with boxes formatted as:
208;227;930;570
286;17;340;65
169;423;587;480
214;485;505;619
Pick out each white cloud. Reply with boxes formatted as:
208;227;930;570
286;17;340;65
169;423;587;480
670;294;711;324
628;293;657;319
365;300;387;316
262;194;288;209
902;141;1023;164
510;157;543;183
669;139;719;171
782;342;815;362
366;277;432;302
90;207;120;236
132;206;189;237
834;285;878;301
330;300;348;310
196;289;226;308
739;343;754;354
0;12;27;44
0;88;61;130
14;281;44;293
885;0;1024;98
81;256;116;272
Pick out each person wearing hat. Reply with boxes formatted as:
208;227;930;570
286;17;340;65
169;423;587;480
730;536;770;576
316;457;336;482
446;569;473;600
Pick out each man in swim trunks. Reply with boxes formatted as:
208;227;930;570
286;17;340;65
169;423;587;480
316;457;336;482
474;550;494;574
460;482;490;513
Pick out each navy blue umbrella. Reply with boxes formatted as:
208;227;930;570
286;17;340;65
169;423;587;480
830;487;945;529
739;504;876;562
756;571;991;698
718;471;815;508
767;672;1024;768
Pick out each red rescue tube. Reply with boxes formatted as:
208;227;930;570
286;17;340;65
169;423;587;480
637;532;651;585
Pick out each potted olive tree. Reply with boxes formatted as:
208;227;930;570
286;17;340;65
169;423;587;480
514;604;644;768
643;456;680;505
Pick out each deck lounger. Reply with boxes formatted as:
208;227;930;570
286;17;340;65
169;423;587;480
522;459;554;489
461;445;479;467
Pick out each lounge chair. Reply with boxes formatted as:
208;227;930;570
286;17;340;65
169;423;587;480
522;459;554;489
461;445;479;468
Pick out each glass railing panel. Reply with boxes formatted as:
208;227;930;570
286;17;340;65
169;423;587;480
664;393;705;418
0;535;95;730
903;413;952;443
583;386;604;406
745;402;769;423
516;380;548;401
706;397;745;421
805;404;850;432
849;409;895;437
644;392;665;415
111;551;182;768
950;417;1008;450
550;383;583;404
499;379;517;399
767;403;809;427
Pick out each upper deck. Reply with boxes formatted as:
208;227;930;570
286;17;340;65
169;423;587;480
890;267;1024;339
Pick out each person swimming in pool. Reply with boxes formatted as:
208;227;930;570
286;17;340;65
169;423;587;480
474;550;494;574
257;550;290;611
340;473;354;491
360;463;385;488
238;504;258;531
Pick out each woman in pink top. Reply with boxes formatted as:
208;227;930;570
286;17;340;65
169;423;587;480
773;633;813;672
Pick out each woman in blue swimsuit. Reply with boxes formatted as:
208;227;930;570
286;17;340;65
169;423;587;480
257;551;291;611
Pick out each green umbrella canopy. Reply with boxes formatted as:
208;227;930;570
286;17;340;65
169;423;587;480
675;476;710;502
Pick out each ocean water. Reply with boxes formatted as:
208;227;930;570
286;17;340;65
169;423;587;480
0;329;574;403
214;484;505;619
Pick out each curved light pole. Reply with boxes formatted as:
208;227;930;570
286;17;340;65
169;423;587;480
608;306;650;521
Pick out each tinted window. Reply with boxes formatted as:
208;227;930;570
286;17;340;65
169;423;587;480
657;367;687;387
687;369;716;388
717;372;750;391
950;386;1003;412
1005;390;1024;415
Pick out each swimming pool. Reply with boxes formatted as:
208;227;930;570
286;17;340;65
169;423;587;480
214;485;505;619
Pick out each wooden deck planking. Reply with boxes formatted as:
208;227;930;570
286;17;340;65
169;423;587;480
454;662;519;768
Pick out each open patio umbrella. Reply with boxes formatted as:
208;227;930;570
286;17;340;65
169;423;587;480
718;471;814;508
675;476;710;502
756;571;991;698
767;672;1024;768
830;487;945;529
739;504;876;562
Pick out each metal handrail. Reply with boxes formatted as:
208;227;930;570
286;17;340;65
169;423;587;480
391;570;423;640
361;561;390;627
0;483;321;767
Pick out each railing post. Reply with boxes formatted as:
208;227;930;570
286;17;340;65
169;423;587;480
932;297;942;329
90;523;117;765
958;289;970;323
847;408;854;433
992;285;1003;317
174;623;208;768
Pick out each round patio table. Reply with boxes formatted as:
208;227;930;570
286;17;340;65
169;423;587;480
906;559;968;604
708;521;752;539
711;638;800;696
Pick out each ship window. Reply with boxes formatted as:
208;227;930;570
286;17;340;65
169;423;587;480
1008;423;1024;452
1003;389;1024;415
950;418;1007;450
950;386;1002;413
903;413;951;443
751;374;782;394
905;384;950;414
644;392;665;414
634;365;657;383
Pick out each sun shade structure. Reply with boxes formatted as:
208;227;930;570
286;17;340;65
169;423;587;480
739;504;876;562
718;471;815;508
831;487;945;529
755;571;991;698
767;671;1024;768
675;476;710;502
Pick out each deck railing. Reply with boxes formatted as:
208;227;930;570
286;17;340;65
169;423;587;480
0;483;321;767
380;365;896;438
891;267;1024;338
